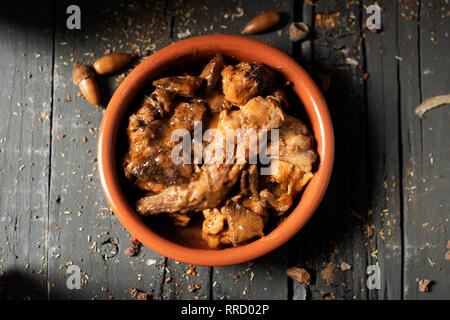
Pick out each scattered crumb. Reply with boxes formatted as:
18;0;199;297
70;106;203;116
340;262;352;271
367;224;375;238
186;266;197;276
315;12;341;29
177;29;191;39
124;236;141;257
124;246;139;257
418;279;432;292
127;288;149;300
321;291;335;300
320;261;335;284
187;284;200;292
286;267;311;285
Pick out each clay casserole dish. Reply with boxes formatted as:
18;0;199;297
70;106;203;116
98;34;334;266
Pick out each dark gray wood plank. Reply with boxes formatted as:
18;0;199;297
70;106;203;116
0;2;54;299
402;0;450;299
47;0;171;300
362;0;403;300
290;0;395;300
165;0;293;300
291;0;314;300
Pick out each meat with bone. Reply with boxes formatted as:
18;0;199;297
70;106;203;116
259;115;317;214
135;94;286;215
123;56;318;249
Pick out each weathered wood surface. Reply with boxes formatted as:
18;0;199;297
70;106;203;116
0;0;449;300
400;0;450;299
47;0;171;300
290;0;373;300
362;0;404;300
0;2;54;299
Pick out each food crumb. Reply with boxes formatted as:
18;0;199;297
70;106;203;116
340;262;352;271
286;267;311;285
127;288;150;300
418;279;432;292
320;261;335;284
124;236;141;257
321;291;336;300
445;251;450;261
186;266;197;276
188;284;200;292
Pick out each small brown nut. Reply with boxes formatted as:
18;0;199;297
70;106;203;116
93;52;131;75
286;267;311;285
72;62;100;107
289;22;309;42
242;11;280;34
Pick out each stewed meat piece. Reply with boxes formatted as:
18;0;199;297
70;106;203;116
153;75;203;97
135;94;286;215
194;91;233;113
259;115;317;214
202;200;265;249
221;62;275;106
124;99;206;193
199;55;224;91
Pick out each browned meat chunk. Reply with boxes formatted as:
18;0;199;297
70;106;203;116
126;147;193;193
260;115;317;214
135;97;286;216
202;200;264;249
124;100;206;193
221;62;275;106
199;55;224;91
277;114;317;173
153;75;203;97
224;200;264;245
201;208;230;248
169;101;206;133
136;163;245;215
199;91;232;113
239;165;267;216
239;94;285;130
144;88;173;118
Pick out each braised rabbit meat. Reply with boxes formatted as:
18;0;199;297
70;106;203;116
123;55;318;249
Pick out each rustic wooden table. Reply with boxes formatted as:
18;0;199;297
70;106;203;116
0;0;448;300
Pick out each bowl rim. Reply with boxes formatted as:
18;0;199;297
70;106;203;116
98;34;334;266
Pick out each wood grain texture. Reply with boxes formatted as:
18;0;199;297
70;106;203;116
0;0;448;300
401;0;450;299
362;0;403;300
47;0;170;300
289;0;372;300
0;2;54;299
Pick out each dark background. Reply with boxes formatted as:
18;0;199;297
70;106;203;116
0;0;448;300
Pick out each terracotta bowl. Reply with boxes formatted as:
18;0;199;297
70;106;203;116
98;34;334;266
